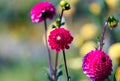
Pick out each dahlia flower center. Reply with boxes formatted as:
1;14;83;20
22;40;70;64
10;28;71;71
42;10;50;19
56;36;61;40
55;34;64;43
101;56;106;62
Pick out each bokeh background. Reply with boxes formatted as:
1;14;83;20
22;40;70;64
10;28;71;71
0;0;120;81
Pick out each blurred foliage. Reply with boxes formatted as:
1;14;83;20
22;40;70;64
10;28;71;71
0;0;120;81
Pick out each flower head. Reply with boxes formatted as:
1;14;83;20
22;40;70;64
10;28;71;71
80;23;98;40
82;50;112;81
108;43;120;63
107;16;119;28
30;1;56;23
48;28;73;52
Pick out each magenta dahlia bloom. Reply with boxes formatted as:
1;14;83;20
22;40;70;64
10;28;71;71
82;50;112;81
30;1;56;23
48;28;73;52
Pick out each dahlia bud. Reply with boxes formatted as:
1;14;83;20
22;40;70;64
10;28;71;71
60;0;70;10
55;18;61;27
107;16;119;28
82;50;112;81
52;18;65;28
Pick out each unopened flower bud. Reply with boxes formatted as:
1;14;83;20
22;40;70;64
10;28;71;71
60;0;67;7
107;16;119;28
60;0;70;10
55;18;61;27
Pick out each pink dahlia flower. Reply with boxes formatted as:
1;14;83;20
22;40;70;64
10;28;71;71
82;50;112;81
48;28;73;52
30;1;56;23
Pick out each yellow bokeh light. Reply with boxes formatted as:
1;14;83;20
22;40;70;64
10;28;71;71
73;35;84;47
105;0;118;9
108;43;120;63
80;23;98;40
80;41;97;57
116;66;120;81
68;58;82;70
89;2;101;15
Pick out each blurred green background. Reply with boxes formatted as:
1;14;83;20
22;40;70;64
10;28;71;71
0;0;120;81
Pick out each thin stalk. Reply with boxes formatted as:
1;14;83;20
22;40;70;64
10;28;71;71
99;22;108;51
44;19;53;81
63;50;69;81
59;9;64;28
54;52;59;81
53;9;64;81
107;78;110;81
60;9;64;24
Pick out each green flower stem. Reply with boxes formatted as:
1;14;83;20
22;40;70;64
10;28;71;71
99;22;108;51
60;9;64;25
54;52;59;81
63;50;69;81
107;78;111;81
44;19;53;81
53;9;64;81
58;9;64;28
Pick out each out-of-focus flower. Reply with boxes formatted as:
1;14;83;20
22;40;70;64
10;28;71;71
89;2;101;15
30;1;55;23
108;43;120;63
107;16;119;28
82;50;112;81
105;0;118;9
116;66;120;81
48;28;73;52
80;23;98;40
80;41;97;57
68;58;82;70
73;35;84;47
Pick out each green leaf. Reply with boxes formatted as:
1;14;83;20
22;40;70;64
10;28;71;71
52;25;56;28
57;69;63;78
61;22;65;26
58;64;63;69
113;73;116;81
